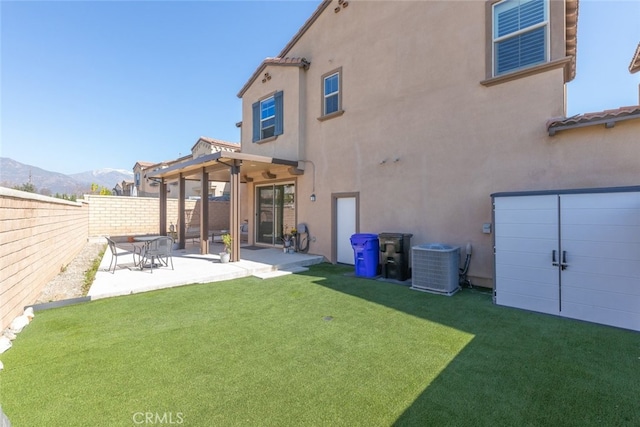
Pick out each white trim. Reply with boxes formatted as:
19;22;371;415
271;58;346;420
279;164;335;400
323;72;340;116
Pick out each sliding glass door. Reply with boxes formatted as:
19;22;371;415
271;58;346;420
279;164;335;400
256;183;295;245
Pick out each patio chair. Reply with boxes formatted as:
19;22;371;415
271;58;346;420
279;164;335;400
140;236;174;273
240;221;249;243
105;237;130;273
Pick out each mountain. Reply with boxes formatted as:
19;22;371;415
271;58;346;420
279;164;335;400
69;168;133;190
0;157;132;196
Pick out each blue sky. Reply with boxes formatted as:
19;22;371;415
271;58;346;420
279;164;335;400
1;0;639;175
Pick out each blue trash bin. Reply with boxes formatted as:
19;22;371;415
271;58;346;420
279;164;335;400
350;233;379;278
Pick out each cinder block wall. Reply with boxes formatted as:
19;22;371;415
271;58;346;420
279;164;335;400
0;188;89;331
86;195;231;237
0;192;234;331
186;200;232;231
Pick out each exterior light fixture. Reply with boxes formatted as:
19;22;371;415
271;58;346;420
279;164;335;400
299;160;317;203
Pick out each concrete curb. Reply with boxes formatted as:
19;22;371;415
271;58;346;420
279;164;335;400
29;297;92;312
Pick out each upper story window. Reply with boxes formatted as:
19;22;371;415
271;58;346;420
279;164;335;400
135;172;140;187
260;96;276;139
493;0;548;76
319;67;344;121
252;91;283;142
324;72;340;115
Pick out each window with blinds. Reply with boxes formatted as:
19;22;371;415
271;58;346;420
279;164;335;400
252;91;284;142
493;0;548;76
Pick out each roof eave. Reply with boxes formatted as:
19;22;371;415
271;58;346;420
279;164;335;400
565;0;579;82
145;151;299;181
237;0;331;98
548;111;640;136
629;42;640;74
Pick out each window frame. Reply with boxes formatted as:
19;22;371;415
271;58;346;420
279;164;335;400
491;0;549;77
319;67;344;121
252;90;283;143
260;96;276;140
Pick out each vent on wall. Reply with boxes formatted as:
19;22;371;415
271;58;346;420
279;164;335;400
411;244;460;296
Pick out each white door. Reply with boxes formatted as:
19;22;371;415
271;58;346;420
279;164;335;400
494;190;640;331
336;197;356;264
494;195;560;315
560;192;640;331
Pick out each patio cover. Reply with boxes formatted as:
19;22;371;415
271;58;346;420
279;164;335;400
145;151;300;261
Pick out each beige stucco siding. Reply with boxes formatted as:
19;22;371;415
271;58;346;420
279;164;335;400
240;0;639;287
241;66;305;161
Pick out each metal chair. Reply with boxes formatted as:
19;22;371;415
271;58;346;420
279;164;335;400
105;237;129;273
140;236;174;273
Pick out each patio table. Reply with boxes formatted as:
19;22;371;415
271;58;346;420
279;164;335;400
133;236;162;269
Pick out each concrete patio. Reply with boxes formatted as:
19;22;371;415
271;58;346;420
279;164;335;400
89;238;326;300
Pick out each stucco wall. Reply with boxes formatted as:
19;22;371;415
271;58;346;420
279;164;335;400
241;66;304;161
0;188;88;331
239;0;640;288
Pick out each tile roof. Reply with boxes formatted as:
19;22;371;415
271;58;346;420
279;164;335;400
193;136;240;153
547;105;640;135
565;0;579;81
134;161;155;169
236;57;311;98
630;42;640;74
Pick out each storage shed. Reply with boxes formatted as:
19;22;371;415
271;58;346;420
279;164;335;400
492;186;640;332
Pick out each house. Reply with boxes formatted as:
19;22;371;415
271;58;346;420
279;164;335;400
188;136;240;198
112;180;135;196
150;0;639;290
133;160;166;198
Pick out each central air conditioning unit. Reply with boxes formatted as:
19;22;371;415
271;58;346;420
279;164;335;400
411;243;460;296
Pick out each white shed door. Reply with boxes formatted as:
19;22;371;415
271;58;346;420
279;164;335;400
494;195;560;315
560;192;640;331
336;197;356;265
494;190;640;331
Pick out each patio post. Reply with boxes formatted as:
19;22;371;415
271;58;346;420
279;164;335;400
159;179;167;236
178;174;186;249
230;159;241;262
199;168;209;254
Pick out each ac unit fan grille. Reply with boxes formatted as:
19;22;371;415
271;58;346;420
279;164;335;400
411;245;460;295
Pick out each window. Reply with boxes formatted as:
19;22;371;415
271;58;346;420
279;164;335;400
493;0;548;76
324;72;340;115
252;91;283;142
260;96;275;139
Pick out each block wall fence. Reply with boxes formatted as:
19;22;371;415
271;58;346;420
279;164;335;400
0;188;89;332
1;189;231;331
86;195;230;237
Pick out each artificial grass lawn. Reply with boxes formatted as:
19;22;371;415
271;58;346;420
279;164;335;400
1;263;638;426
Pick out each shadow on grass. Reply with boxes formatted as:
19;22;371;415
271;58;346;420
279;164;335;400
301;263;640;426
